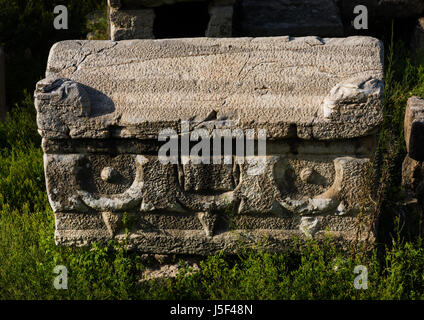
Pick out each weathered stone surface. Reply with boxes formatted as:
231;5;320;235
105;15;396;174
38;37;383;141
140;261;200;282
402;96;424;203
109;8;155;40
0;46;6;121
402;155;424;200
401;96;424;240
35;36;382;253
234;0;343;37
404;96;424;161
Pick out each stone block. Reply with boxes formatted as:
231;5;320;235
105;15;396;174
404;96;424;161
34;36;383;253
403;96;424;203
402;155;424;200
109;8;155;40
234;0;343;37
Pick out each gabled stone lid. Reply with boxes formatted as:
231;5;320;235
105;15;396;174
35;36;384;140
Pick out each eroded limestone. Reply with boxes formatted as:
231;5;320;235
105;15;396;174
35;36;383;253
403;96;424;202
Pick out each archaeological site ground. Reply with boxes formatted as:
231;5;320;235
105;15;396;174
1;0;424;303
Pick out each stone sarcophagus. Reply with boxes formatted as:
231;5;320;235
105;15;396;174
35;36;383;253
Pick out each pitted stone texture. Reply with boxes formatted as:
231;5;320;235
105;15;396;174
109;8;155;40
234;155;371;216
44;141;373;212
404;96;424;161
54;211;372;252
46;147;374;251
37;37;383;141
300;217;321;238
140;262;200;282
234;0;343;37
403;96;424;202
402;155;424;201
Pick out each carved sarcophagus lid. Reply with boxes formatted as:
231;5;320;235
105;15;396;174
35;36;384;253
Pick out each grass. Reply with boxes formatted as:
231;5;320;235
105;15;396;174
1;22;424;299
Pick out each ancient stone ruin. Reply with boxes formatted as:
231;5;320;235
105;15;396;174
403;96;424;203
34;36;383;253
399;96;424;238
107;0;424;42
108;0;235;39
